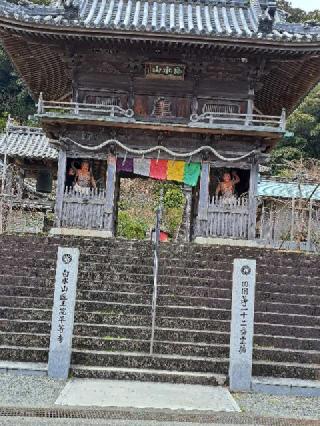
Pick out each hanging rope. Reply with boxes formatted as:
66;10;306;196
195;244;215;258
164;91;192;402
61;137;259;163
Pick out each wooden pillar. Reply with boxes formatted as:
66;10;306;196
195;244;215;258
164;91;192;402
245;89;254;126
307;198;313;251
54;148;66;227
197;162;210;236
248;160;258;240
178;184;192;242
105;154;117;236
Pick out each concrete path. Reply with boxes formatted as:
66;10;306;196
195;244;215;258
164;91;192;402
55;379;240;412
0;420;247;426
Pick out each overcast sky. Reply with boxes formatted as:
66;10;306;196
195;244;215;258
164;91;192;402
290;0;319;12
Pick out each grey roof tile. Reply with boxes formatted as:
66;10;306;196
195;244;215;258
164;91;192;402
0;0;319;42
0;126;58;160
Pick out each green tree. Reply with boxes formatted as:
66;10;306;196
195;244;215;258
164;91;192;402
271;85;320;173
271;2;320;174
277;1;319;22
0;47;35;128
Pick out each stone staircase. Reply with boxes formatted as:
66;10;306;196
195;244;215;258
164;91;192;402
0;235;319;385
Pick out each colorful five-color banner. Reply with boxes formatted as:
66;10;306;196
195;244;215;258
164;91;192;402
116;158;201;187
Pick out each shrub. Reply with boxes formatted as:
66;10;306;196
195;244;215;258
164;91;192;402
164;207;184;237
117;211;148;240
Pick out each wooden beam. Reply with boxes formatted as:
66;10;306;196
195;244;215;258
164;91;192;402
182;184;193;242
198;162;210;221
54;147;66;227
105;153;117;235
40;116;284;139
248;159;258;240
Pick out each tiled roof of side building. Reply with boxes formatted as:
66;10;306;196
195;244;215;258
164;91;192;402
0;125;58;160
257;179;320;201
0;0;319;42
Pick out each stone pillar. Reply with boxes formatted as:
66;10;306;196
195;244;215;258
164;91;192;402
48;247;79;380
229;258;256;392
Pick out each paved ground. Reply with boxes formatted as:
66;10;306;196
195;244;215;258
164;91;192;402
0;374;65;407
234;392;320;421
55;379;240;412
1;374;320;425
0;420;249;426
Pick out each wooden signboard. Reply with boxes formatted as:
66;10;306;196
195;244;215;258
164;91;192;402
145;63;185;80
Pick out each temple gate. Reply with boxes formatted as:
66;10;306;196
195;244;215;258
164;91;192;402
0;0;319;243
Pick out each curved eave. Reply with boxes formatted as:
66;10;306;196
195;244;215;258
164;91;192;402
0;16;320;52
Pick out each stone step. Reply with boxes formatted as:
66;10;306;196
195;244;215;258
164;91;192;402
78;271;320;288
1;235;319;386
79;292;232;310
0;275;54;287
0;296;53;309
255;311;320;327
0;345;48;363
3;296;318;328
74;337;230;357
73;324;320;352
1;316;320;349
0;267;55;279
76;295;320;317
0;320;51;335
1;331;319;368
79;262;320;281
0;307;52;322
253;346;320;365
0;286;54;298
76;257;320;278
77;301;320;326
78;279;320;297
3;279;320;305
79;252;320;269
72;337;320;363
1;257;56;268
71;365;227;386
0;332;49;348
0;237;318;268
71;349;229;374
252;360;320;381
79;282;320;299
256;284;320;298
73;323;229;344
70;349;320;380
4;268;318;290
77;289;320;312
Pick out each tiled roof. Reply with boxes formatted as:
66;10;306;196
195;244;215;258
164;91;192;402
0;126;58;160
0;0;319;42
257;179;320;201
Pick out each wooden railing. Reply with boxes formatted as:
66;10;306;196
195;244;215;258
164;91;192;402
37;94;286;132
197;196;249;239
61;187;112;230
37;94;134;119
190;109;286;131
